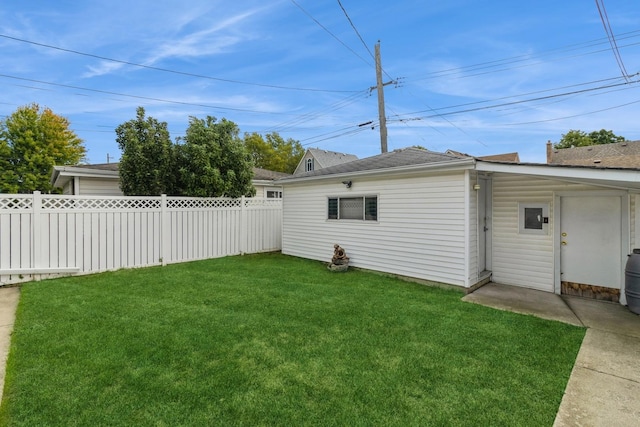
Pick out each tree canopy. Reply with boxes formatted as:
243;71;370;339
116;107;175;196
243;132;304;174
116;108;255;197
553;129;626;149
0;103;85;193
177;117;255;198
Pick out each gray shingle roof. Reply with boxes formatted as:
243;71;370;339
252;167;290;180
549;140;640;168
307;148;358;168
280;147;465;180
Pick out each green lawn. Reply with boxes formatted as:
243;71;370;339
0;253;585;426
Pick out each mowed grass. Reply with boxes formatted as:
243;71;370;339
0;253;585;426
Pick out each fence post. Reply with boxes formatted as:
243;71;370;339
240;196;246;255
32;191;42;272
161;194;168;266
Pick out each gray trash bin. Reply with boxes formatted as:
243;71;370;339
624;248;640;314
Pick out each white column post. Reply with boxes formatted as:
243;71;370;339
32;191;42;272
161;194;168;266
240;196;246;255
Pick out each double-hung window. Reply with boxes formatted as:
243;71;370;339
328;196;377;221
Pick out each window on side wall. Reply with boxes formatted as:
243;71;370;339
306;158;314;172
328;196;377;221
266;190;282;198
518;202;549;235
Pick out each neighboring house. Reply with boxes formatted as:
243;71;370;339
278;146;640;306
547;140;640;168
293;148;358;175
252;167;290;198
51;163;120;195
51;164;289;197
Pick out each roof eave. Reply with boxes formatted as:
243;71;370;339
279;157;476;184
476;160;640;190
50;166;120;187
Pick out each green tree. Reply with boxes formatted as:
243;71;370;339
0;103;85;193
177;116;254;197
554;129;626;149
243;132;304;174
116;107;175;196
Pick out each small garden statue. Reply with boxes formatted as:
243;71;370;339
329;244;349;272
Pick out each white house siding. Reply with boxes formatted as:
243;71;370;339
78;178;122;196
491;173;611;291
282;171;470;286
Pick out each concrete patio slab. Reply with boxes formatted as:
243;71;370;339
462;282;583;326
563;296;640;338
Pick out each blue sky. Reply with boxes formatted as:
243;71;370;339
2;0;639;164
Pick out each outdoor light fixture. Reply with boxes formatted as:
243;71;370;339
342;180;352;188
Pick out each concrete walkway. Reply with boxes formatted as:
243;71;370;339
0;286;19;405
464;283;640;427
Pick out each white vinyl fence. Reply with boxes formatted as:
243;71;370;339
0;192;282;285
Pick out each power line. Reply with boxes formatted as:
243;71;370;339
502;98;640;126
336;0;374;61
402;75;633;116
0;33;360;94
0;73;306;115
289;0;372;68
391;77;640;121
407;30;640;83
595;0;630;81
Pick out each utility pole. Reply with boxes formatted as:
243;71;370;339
375;42;388;153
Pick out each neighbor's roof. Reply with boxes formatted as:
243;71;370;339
252;167;291;181
307;148;358;168
280;147;474;182
51;163;288;187
50;163;120;187
549;140;640;168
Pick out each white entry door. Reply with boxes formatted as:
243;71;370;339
559;196;621;289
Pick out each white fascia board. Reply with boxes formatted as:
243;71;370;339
51;166;119;188
279;158;476;185
54;166;119;179
476;162;640;185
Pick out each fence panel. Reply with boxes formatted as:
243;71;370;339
0;193;282;285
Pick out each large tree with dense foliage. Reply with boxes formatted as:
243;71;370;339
553;129;626;149
176;116;254;197
0;104;85;193
116;107;175;196
243;132;304;174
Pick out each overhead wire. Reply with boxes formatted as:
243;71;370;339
0;73;310;115
390;76;640;122
595;0;630;81
289;0;373;68
407;30;640;82
336;0;375;61
0;34;360;94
